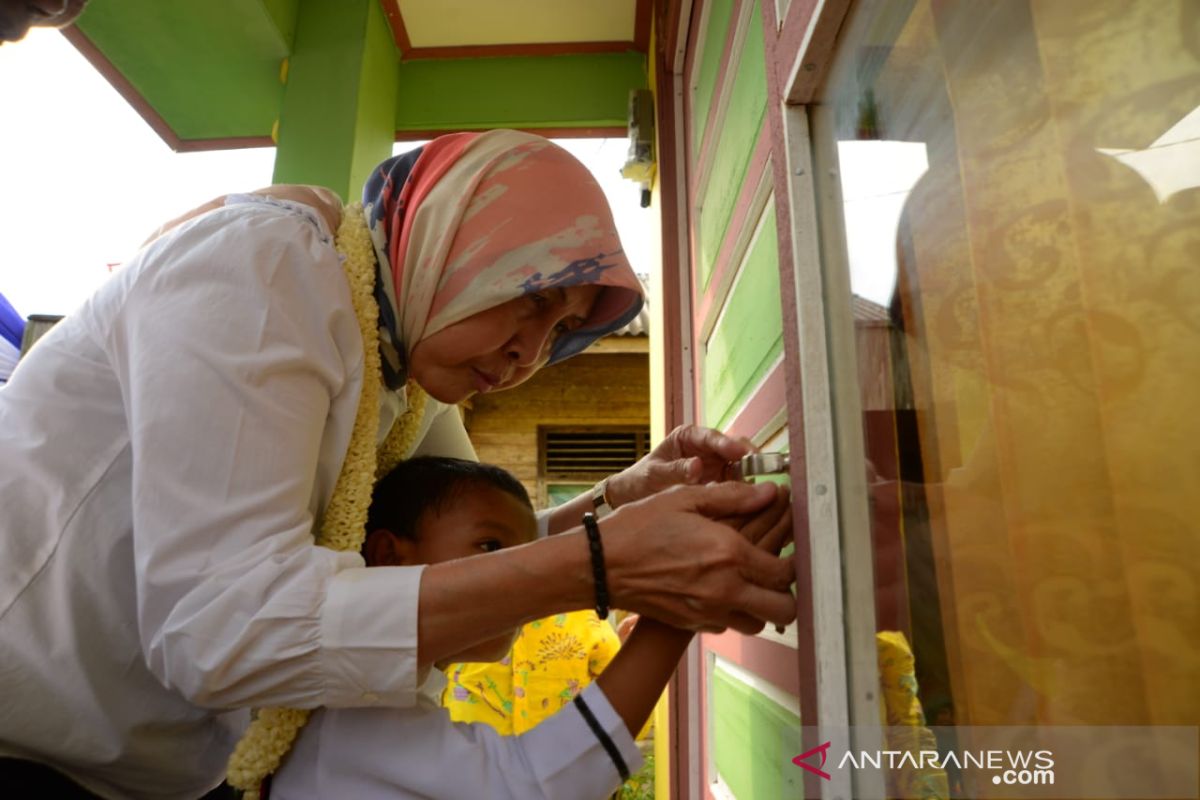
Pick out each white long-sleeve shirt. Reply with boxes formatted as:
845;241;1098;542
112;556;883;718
0;197;477;799
271;676;641;800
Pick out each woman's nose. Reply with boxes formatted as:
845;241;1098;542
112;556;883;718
505;322;554;366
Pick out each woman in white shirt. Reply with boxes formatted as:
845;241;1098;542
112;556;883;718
0;129;795;800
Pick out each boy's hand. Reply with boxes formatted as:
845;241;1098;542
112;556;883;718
616;614;639;643
604;481;796;636
736;484;793;553
714;484;793;554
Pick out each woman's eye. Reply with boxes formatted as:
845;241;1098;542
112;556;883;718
529;292;548;308
477;540;503;553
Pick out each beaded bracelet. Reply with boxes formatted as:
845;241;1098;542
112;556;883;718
581;512;610;619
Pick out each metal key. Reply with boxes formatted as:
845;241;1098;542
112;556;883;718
730;451;790;481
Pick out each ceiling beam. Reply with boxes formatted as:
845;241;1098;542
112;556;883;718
60;27;273;152
394;52;646;134
378;0;649;61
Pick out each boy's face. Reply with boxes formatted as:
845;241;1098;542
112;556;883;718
365;481;537;665
410;482;537;566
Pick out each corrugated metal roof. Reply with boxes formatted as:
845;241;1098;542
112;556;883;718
851;294;891;323
612;277;650;337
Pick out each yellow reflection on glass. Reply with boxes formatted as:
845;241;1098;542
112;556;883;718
817;5;1200;792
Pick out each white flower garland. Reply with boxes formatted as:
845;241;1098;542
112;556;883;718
226;202;427;798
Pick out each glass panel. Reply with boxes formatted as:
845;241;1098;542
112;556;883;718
817;0;1198;792
545;483;592;508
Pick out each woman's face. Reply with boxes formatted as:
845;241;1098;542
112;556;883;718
410;284;601;403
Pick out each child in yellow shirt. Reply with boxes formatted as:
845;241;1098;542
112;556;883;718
443;610;622;734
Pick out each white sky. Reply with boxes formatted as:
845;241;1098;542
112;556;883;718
835;139;929;307
0;29;652;317
836;115;1200;307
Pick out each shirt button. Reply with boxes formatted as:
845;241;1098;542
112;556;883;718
362;692;380;703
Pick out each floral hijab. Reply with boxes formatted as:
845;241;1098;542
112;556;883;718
362;130;645;391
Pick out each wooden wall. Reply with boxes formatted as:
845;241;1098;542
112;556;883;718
679;0;803;796
465;349;650;505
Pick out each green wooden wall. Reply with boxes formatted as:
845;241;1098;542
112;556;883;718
703;204;783;430
691;4;795;789
695;0;767;289
693;0;781;435
711;664;804;799
691;0;737;154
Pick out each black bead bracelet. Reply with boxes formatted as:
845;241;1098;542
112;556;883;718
581;512;610;619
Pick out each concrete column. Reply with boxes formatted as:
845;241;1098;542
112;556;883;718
271;0;398;201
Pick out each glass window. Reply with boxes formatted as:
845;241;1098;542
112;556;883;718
545;483;593;508
537;426;650;507
814;0;1198;776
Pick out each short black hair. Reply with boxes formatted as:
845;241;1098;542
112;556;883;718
365;456;533;545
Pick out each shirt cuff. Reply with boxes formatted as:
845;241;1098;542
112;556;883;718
319;562;425;708
521;682;643;797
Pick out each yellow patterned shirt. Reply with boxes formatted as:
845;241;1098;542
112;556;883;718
876;631;949;800
442;611;621;735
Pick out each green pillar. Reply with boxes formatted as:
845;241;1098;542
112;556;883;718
272;0;398;202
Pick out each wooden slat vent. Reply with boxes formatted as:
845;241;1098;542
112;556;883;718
542;428;651;478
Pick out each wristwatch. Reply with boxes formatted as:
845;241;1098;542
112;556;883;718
591;478;615;518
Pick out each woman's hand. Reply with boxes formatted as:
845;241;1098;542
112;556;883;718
416;481;795;669
142;184;344;246
251;184;344;233
602;481;796;635
604;425;756;509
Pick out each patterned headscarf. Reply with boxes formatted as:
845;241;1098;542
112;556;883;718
362;130;645;390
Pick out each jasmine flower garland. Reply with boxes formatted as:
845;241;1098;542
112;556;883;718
226;202;427;798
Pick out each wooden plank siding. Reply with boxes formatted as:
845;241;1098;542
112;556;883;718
693;0;769;292
701;204;784;432
709;659;803;799
694;128;773;340
465;352;649;505
688;0;781;439
680;0;809;797
661;0;868;794
688;0;738;159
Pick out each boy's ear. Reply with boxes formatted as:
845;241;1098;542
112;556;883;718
364;528;417;566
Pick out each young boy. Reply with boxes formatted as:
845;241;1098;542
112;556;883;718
270;457;790;800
